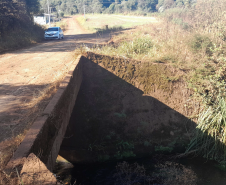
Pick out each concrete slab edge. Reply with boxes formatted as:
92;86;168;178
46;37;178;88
4;55;83;178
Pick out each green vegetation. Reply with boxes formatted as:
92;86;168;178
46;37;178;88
155;146;173;153
52;20;68;31
40;0;159;16
39;0;197;16
186;73;226;162
81;0;226;164
114;112;127;118
0;0;44;52
154;162;197;185
75;14;156;33
114;161;197;185
86;52;179;94
114;140;136;159
0;24;44;52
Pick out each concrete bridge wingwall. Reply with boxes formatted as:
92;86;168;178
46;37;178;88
5;55;84;174
4;52;196;184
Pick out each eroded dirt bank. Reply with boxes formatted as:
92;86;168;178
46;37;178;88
60;52;197;163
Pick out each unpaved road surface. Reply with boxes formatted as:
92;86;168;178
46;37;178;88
0;16;111;166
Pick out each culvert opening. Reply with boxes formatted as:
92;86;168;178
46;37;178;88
55;53;225;185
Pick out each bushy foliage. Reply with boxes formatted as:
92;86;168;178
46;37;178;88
188;34;213;54
118;37;153;57
186;69;226;162
40;0;104;15
157;0;196;10
0;0;18;37
0;0;41;32
0;0;44;52
114;161;197;185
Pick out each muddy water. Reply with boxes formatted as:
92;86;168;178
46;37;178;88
65;156;226;185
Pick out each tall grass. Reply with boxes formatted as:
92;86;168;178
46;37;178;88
93;0;226;84
186;71;226;161
53;20;68;31
163;0;226;44
186;98;226;161
98;36;153;59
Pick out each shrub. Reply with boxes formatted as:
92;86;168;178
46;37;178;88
188;34;213;55
172;18;190;30
186;72;226;162
0;23;44;53
117;36;153;57
155;162;197;185
114;162;153;184
114;161;197;185
60;12;64;17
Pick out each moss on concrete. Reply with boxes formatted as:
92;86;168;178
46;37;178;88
85;52;180;94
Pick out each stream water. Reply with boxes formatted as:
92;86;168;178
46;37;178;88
64;156;226;185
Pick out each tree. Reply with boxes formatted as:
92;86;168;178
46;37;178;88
121;0;137;12
163;0;175;9
0;0;18;37
184;0;191;7
138;0;158;12
25;0;40;14
107;3;116;13
92;0;103;13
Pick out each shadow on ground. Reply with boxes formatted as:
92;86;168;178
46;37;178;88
5;28;131;55
0;83;52;142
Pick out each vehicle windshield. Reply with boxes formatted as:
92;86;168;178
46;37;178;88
47;28;58;31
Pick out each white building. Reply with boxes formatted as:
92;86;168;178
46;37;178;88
34;16;48;25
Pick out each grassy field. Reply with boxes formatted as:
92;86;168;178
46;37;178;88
76;14;158;33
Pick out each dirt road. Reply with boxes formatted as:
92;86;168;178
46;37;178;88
0;16;110;166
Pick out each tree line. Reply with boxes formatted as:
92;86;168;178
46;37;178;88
39;0;197;16
40;0;196;15
40;0;158;15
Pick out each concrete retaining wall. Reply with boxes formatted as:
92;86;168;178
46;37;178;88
5;55;83;173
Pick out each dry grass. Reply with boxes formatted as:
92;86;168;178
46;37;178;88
52;20;68;31
155;161;197;185
88;0;226;162
114;161;197;185
75;14;158;33
0;84;59;185
91;0;226;94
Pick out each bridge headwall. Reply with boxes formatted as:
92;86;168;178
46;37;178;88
5;55;83;173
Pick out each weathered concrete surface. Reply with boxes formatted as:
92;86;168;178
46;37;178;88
59;53;196;163
21;153;57;185
4;55;83;174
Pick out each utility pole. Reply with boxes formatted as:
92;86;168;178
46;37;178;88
83;4;85;18
45;0;51;27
